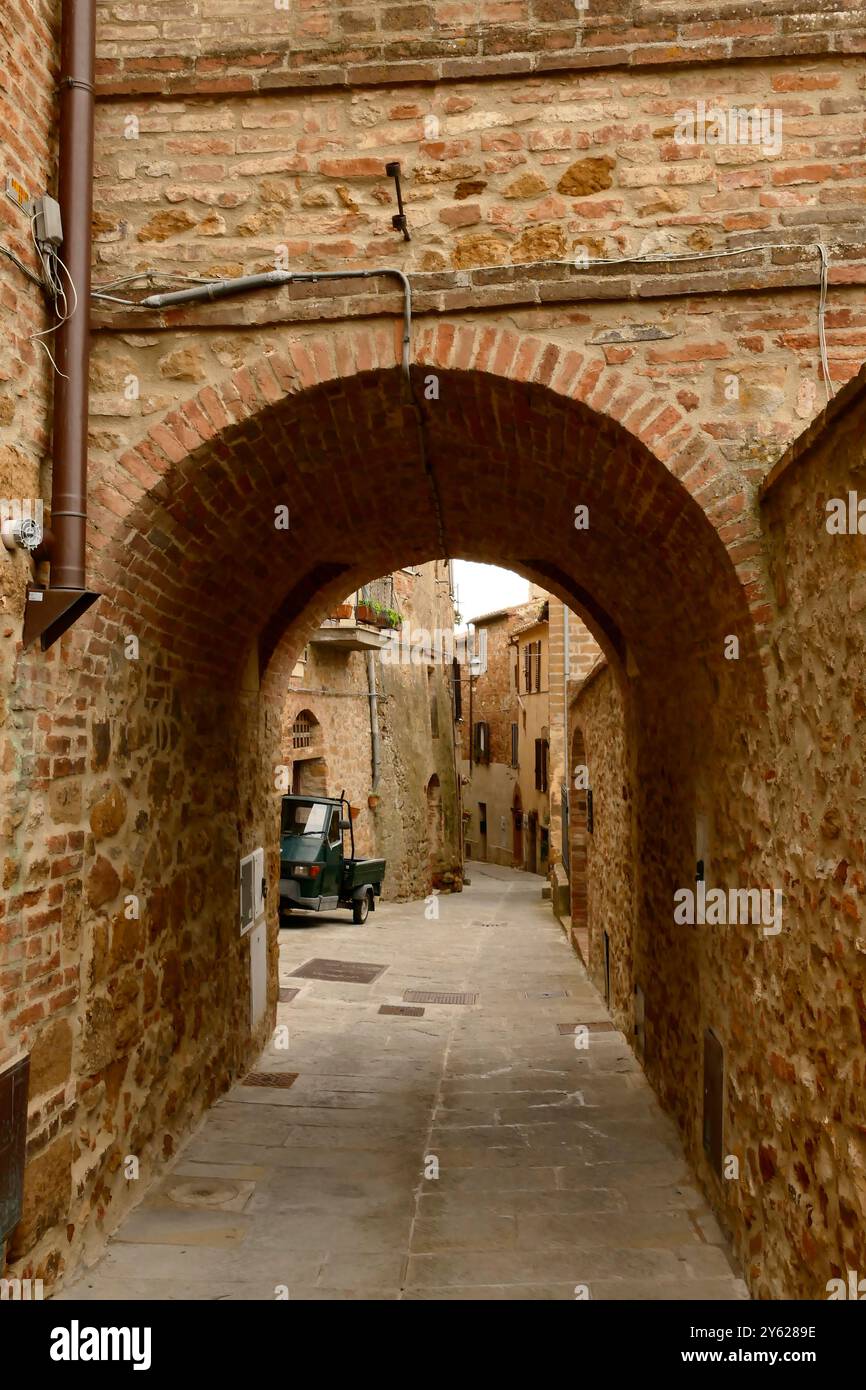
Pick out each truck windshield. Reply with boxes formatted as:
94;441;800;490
281;800;330;836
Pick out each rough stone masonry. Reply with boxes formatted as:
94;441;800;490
0;0;865;1301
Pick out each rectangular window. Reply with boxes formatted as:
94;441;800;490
523;643;531;693
510;722;518;768
452;657;462;721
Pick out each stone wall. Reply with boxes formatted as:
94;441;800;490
88;57;866;312
567;658;635;1013
561;375;866;1299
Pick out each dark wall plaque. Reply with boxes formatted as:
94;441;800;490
0;1054;30;1244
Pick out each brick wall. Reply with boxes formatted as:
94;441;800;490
93;2;866;96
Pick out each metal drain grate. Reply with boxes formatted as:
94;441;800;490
379;1004;425;1017
404;989;478;1006
278;987;300;1003
557;1021;616;1035
290;958;388;984
243;1071;299;1088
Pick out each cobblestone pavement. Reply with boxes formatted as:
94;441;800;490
60;864;748;1301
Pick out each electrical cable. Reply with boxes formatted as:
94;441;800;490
0;244;45;287
90;238;835;398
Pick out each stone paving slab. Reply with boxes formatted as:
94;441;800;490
59;864;748;1302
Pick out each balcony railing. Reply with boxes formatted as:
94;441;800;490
310;578;403;651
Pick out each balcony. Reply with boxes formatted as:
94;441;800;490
310;582;402;653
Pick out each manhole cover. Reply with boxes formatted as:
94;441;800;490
556;1021;616;1035
404;990;477;1005
524;989;570;999
278;987;300;1003
165;1179;241;1208
242;1071;299;1088
290;958;388;984
379;1004;425;1017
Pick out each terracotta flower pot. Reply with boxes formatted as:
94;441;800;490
332;603;352;620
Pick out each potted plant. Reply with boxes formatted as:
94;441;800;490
331;602;353;620
355;599;376;624
364;600;387;628
384;608;403;630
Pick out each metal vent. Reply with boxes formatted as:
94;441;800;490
404;989;477;1005
278;987;300;1003
524;989;570;999
290;958;388;984
379;1004;425;1017
243;1071;299;1089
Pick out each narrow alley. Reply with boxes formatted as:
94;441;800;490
60;866;747;1303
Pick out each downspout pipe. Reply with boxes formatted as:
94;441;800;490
366;650;381;792
24;0;100;649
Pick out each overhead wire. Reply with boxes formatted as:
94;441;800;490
89;239;835;401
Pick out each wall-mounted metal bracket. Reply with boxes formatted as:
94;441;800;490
386;161;410;242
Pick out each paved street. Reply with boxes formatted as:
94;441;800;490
60;865;748;1301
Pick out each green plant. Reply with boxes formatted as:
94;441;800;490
385;608;402;628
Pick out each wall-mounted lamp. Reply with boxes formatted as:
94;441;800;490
385;161;410;242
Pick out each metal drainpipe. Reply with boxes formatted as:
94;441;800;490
366;649;381;791
24;0;100;649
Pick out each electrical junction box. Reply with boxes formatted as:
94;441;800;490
32;195;62;249
239;847;265;936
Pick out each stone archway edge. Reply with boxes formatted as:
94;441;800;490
95;322;772;636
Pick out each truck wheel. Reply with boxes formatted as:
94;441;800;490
353;892;371;925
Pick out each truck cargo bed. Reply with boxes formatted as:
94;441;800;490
342;858;385;891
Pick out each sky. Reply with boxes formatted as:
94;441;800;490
451;561;529;624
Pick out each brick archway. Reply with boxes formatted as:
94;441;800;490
84;321;762;691
4;320;780;1289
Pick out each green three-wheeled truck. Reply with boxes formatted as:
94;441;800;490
278;793;386;925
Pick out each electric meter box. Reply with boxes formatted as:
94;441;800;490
239;847;265;936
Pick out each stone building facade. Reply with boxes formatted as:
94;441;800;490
282;561;462;901
1;0;866;1301
459;602;527;867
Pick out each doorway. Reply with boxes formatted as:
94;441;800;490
512;789;523;867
